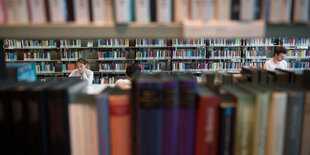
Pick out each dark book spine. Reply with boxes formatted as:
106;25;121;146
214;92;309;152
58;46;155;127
66;0;75;21
178;80;197;155
46;89;71;155
138;82;163;155
283;92;304;155
0;88;13;155
150;0;157;21
219;106;236;155
10;90;28;155
231;0;240;20
162;80;179;155
25;90;49;155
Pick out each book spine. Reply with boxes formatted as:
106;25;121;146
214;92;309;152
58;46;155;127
73;0;90;23
114;0;131;24
218;106;235;155
47;89;71;155
109;94;131;155
92;0;106;24
138;82;163;155
178;80;197;155
135;0;150;23
29;0;47;23
195;94;220;155
96;94;110;155
157;0;172;23
301;91;310;155
48;0;67;23
283;92;304;155
162;80;179;155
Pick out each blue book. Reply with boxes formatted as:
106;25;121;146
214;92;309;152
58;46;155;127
6;63;37;82
137;73;163;155
96;88;112;155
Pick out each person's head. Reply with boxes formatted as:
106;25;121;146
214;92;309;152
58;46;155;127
76;58;87;72
126;64;141;80
274;46;287;62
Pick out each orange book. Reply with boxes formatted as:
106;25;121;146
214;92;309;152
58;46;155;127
67;64;76;71
109;93;131;155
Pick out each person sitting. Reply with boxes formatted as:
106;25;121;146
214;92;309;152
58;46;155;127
68;58;94;85
114;64;141;89
263;46;288;71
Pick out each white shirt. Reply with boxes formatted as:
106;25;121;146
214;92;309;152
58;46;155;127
68;69;94;85
114;79;131;89
263;59;287;71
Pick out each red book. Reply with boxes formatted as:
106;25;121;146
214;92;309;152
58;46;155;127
195;86;220;155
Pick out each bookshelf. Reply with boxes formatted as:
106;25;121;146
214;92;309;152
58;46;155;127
4;38;310;84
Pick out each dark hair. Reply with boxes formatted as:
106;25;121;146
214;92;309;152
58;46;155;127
77;58;87;65
126;64;141;78
274;46;287;56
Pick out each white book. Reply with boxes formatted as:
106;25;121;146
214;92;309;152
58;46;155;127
135;0;150;23
191;0;199;20
200;0;214;21
269;0;282;23
48;0;67;23
0;0;6;23
240;0;255;21
91;0;107;24
115;0;131;23
4;0;16;24
281;0;293;23
29;0;47;24
266;91;287;155
73;0;90;24
15;0;29;24
105;0;114;24
174;0;188;22
215;0;231;20
301;91;310;155
293;0;310;23
157;0;172;23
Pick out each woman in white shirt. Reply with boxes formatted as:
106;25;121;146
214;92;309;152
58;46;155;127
115;64;141;89
69;58;94;85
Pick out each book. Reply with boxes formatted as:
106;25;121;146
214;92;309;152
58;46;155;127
222;85;255;155
73;0;90;23
109;89;131;155
237;84;271;155
293;0;310;23
135;0;150;23
29;0;47;23
266;86;288;155
48;0;68;23
91;0;107;24
24;81;59;155
114;0;133;24
46;79;88;155
301;90;310;155
0;0;6;23
6;63;37;82
176;73;197;155
200;0;214;21
161;73;179;155
174;0;188;22
283;87;304;155
136;73;163;155
157;0;173;23
215;0;231;20
190;0;199;21
240;0;255;21
195;86;220;155
218;94;236;155
96;88;112;155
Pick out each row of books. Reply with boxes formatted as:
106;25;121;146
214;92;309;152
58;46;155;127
35;62;55;73
209;49;241;59
6;40;57;49
5;52;17;61
172;49;206;59
98;39;130;47
172;62;243;71
93;76;124;84
24;51;52;61
136;39;167;47
5;38;310;49
136;49;171;59
98;50;128;60
2;0;310;24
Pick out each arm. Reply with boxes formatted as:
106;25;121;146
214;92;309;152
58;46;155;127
83;70;94;85
68;69;76;77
